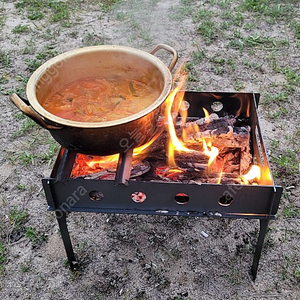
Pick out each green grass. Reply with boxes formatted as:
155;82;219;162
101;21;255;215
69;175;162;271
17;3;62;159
0;50;11;68
12;24;30;34
0;73;10;84
37;139;60;165
18;151;36;165
193;9;217;43
184;49;206;83
229;35;289;50
196;20;216;42
281;67;300;92
82;32;106;47
99;0;120;12
24;226;47;246
24;58;43;72
271;146;299;177
16;184;27;190
295;269;300;281
282;203;300;218
262;92;289;106
193;8;214;22
220;11;244;27
15;0;78;26
239;0;294;22
9;207;29;230
23;45;57;72
0;242;7;275
234;81;246;91
293;22;300;39
49;1;70;24
0;14;6;29
12;117;36;138
20;261;31;273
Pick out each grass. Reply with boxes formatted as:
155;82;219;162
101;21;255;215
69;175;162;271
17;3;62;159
20;261;31;273
15;0;73;25
37;139;60;165
18;151;36;165
82;32;106;47
262;92;289;106
281;67;300;92
24;45;58;71
295;269;300;281
293;22;300;39
220;11;244;27
12;24;30;34
9;207;29;230
239;0;294;22
0;50;11;68
24;226;47;246
270;138;299;178
0;14;6;29
282;203;300;219
12;117;37;138
99;0;120;12
196;20;216;42
0;242;7;275
229;35;289;50
0;73;10;84
272;148;299;177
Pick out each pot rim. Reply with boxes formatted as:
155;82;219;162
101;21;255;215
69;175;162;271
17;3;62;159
26;45;173;128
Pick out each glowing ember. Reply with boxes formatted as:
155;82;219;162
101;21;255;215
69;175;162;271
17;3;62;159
166;168;184;178
241;165;261;184
155;166;184;180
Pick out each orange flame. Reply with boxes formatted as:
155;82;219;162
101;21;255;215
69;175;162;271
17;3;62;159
182;122;199;142
166;70;194;167
217;171;223;184
241;165;261;184
165;65;219;169
202;139;219;166
203;107;210;124
74;135;159;177
86;154;119;168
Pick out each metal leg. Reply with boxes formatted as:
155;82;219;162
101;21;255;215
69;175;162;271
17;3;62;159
251;218;269;280
55;211;78;270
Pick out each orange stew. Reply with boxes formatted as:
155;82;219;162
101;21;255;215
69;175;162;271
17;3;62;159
43;78;160;122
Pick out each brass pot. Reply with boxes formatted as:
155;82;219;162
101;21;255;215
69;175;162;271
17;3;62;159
10;44;178;155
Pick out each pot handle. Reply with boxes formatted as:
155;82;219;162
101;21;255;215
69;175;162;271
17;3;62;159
9;93;63;130
150;44;178;72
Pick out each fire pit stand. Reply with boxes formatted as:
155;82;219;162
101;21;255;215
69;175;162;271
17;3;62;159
42;92;282;280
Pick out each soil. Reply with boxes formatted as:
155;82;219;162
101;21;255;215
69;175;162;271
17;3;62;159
0;1;299;299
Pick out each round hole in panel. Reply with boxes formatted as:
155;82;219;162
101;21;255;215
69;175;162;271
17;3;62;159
180;100;190;111
174;193;189;205
218;195;233;207
131;191;146;203
211;101;223;112
89;190;104;201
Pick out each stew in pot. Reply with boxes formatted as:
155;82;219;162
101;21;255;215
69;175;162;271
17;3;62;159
43;77;160;122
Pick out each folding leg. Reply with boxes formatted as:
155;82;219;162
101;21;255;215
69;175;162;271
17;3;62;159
251;218;269;280
55;210;78;270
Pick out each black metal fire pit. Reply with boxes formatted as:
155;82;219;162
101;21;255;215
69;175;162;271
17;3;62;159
42;91;282;280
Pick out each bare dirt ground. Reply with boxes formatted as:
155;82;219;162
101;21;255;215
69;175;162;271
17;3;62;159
0;0;300;299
